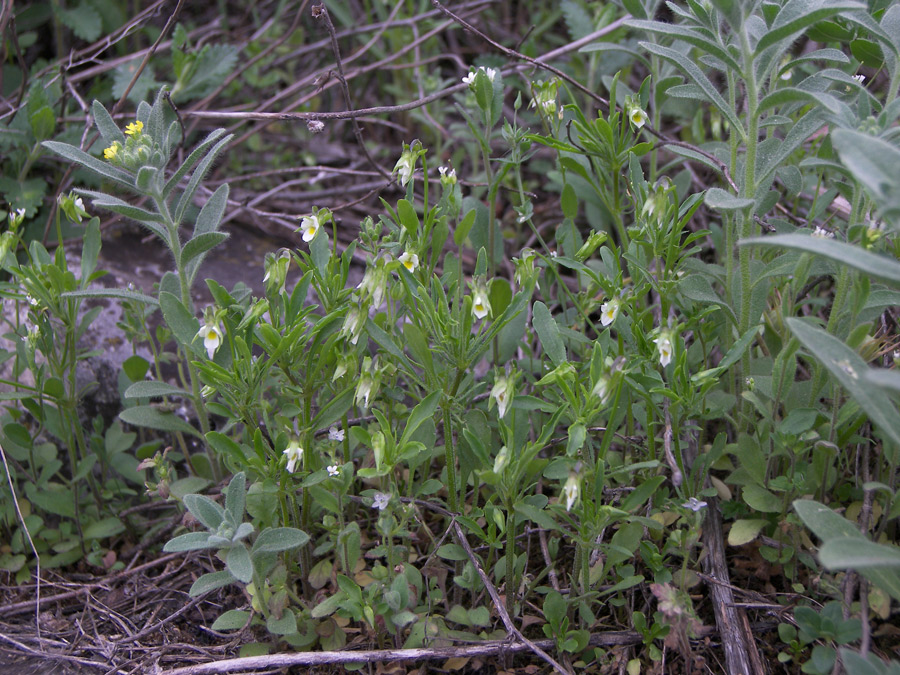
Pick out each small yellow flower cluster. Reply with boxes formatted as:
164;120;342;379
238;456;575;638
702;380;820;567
103;119;151;170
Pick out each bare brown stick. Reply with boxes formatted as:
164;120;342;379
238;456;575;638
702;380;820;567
188;78;471;123
701;497;763;675
430;0;609;109
313;4;391;181
153;620;778;674
449;520;571;675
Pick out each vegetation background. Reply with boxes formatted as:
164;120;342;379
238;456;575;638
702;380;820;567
2;0;900;673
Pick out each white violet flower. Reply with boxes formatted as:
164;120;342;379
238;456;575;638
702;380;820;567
399;251;419;272
197;320;223;360
600;298;620;327
655;332;674;367
491;375;513;419
372;492;390;510
299;213;321;242
683;497;708;512
328;426;345;442
462;66;497;87
472;290;491;320
327;464;341;477
563;474;580;512
283;440;303;473
438;165;457;185
812;226;834;239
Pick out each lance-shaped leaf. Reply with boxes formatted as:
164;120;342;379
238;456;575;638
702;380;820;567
42;141;135;188
741;234;900;284
639;42;744;137
786;318;900;447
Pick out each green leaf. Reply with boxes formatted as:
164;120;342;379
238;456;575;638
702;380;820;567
61;287;159;307
514;501;559;531
169;476;211;500
266;608;298;635
190;570;237;596
112;59;160;105
195;184;229;236
78;190;167;238
399;390;441;446
705;188;754;211
755;0;865;55
55;1;102;41
865;369;900;394
42;141;135;189
678;274;735;321
454;208;477;247
164;532;216;552
742;484;782;513
225;545;254;583
397;199;420;234
174;134;233;226
182;232;228;266
224;472;246;526
561;183;578;220
533;300;566;367
164;129;227;198
118;405;201;437
82;517;126;540
620;476;666;513
741;234;900;284
211;609;251;631
29;106;56;141
124;380;190;399
639;42;744;135
436;544;469;561
728;519;768;546
819;538;900;602
794;499;862;540
831;129;900;214
183;493;225;530
819;537;900;569
626;19;741;71
159;291;200;350
309;388;354;432
92;100;125;146
173;45;239;102
786;318;900;447
252;527;310;553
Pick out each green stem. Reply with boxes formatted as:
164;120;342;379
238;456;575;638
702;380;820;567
505;495;516;619
442;400;459;513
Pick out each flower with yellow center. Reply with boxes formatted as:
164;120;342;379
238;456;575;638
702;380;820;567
197;320;223;359
600;298;620;327
124;120;143;136
398;251;419;272
299;214;320;242
655;331;674;367
472;290;490;320
283;440;303;473
629;106;649;129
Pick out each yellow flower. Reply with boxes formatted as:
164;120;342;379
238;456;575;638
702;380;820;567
124;120;144;136
103;144;119;160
